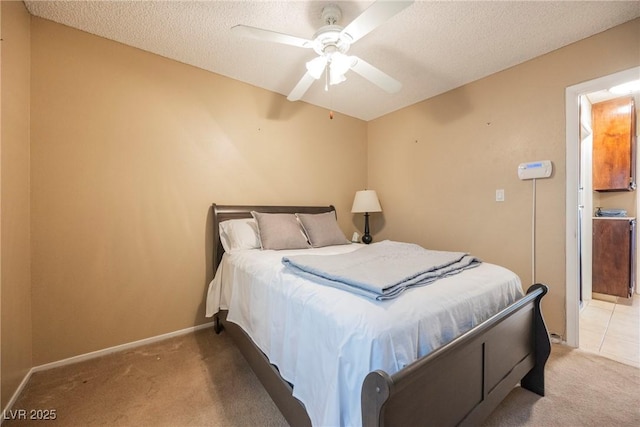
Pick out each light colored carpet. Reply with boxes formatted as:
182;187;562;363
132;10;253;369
6;329;640;426
482;344;639;426
6;329;287;426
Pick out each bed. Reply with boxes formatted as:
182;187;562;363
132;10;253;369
207;204;550;427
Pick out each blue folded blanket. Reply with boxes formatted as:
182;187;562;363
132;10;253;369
282;240;481;300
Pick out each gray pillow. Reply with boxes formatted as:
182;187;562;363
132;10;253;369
251;211;310;250
296;212;350;248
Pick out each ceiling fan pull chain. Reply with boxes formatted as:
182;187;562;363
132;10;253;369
324;62;330;92
329;86;335;120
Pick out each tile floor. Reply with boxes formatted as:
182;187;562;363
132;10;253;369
579;293;639;367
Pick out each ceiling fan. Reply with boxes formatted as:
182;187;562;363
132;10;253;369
231;1;414;101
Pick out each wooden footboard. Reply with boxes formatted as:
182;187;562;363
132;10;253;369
361;284;550;427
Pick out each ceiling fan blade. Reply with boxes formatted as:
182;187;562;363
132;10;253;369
350;56;402;93
341;1;414;43
287;72;316;101
231;25;313;49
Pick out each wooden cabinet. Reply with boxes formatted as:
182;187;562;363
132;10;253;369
592;97;636;191
592;218;636;298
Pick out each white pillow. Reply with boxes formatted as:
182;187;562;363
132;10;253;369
219;218;261;253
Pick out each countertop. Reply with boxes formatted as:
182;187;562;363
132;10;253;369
592;216;636;220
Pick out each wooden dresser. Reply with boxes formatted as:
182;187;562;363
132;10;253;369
592;217;636;298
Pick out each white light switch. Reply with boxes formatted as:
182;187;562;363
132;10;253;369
496;189;505;202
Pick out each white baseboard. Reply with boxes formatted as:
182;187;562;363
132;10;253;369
1;321;215;421
32;321;215;373
1;367;34;425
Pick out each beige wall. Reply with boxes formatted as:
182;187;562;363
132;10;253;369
595;188;637;216
1;0;32;409
30;18;367;365
367;18;640;337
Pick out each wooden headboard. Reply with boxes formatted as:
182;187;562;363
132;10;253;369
211;204;336;272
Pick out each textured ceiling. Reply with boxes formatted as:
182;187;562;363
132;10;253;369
24;0;640;121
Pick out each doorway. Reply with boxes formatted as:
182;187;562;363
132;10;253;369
565;66;640;366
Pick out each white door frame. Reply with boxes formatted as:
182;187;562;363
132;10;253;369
579;96;593;306
565;66;640;347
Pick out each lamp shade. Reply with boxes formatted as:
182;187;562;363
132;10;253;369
351;190;382;213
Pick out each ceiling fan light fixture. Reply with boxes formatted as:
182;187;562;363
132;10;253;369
306;56;327;79
329;70;347;86
327;52;352;86
330;52;353;77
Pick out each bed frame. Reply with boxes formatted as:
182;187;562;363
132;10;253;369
211;203;551;427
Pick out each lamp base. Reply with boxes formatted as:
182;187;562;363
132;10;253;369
362;212;373;244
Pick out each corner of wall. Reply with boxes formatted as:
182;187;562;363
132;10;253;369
0;0;33;411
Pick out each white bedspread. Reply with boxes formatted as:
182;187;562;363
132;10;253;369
206;244;523;427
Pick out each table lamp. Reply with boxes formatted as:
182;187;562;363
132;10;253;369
351;190;382;244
